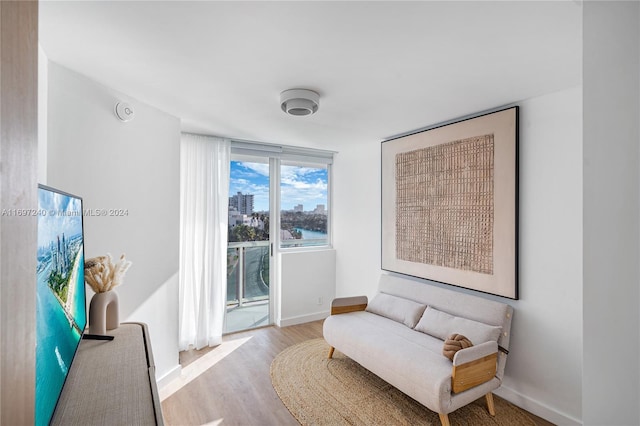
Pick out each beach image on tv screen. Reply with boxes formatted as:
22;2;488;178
35;187;86;426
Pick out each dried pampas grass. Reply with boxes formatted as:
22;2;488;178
85;253;132;293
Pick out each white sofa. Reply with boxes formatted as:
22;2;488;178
323;274;513;426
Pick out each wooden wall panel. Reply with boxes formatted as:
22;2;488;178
0;1;39;424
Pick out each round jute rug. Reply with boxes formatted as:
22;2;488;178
270;338;535;426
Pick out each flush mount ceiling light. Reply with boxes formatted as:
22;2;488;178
280;89;319;116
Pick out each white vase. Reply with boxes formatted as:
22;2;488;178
88;290;119;335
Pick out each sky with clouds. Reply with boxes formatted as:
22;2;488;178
38;188;83;248
230;161;327;212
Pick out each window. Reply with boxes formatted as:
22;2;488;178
280;163;329;248
229;140;334;251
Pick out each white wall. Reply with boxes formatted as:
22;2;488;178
583;3;640;425
279;249;336;326
332;137;382;300
496;88;582;425
46;62;181;381
332;87;583;424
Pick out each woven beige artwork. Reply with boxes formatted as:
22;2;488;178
395;134;495;274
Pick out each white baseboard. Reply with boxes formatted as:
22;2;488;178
156;364;181;389
495;385;582;425
278;311;329;327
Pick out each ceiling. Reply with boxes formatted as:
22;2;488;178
39;1;582;151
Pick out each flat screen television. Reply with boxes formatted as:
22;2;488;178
35;184;86;426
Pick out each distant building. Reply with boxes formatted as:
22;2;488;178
50;233;69;276
294;204;304;213
246;216;265;230
228;208;244;227
229;192;254;215
314;204;326;215
229;207;265;231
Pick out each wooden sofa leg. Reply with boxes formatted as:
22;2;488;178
486;392;496;416
438;413;450;426
328;347;335;359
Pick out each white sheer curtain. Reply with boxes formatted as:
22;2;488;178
179;133;230;350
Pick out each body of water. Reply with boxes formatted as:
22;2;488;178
35;247;85;425
295;228;328;240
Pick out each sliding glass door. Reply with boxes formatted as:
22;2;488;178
225;158;272;333
223;143;333;333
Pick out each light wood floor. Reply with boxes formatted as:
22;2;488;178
160;320;554;426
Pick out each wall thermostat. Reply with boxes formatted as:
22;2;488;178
115;102;135;122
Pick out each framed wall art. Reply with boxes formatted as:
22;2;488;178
381;107;518;299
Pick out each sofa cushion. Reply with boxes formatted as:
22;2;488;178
365;292;427;328
415;306;502;345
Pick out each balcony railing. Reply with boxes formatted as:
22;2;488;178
227;241;270;307
280;238;328;249
226;237;328;307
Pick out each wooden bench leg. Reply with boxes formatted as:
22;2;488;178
328;346;335;359
486;392;496;416
438;413;450;426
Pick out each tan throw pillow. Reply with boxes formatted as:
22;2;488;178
443;333;473;361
